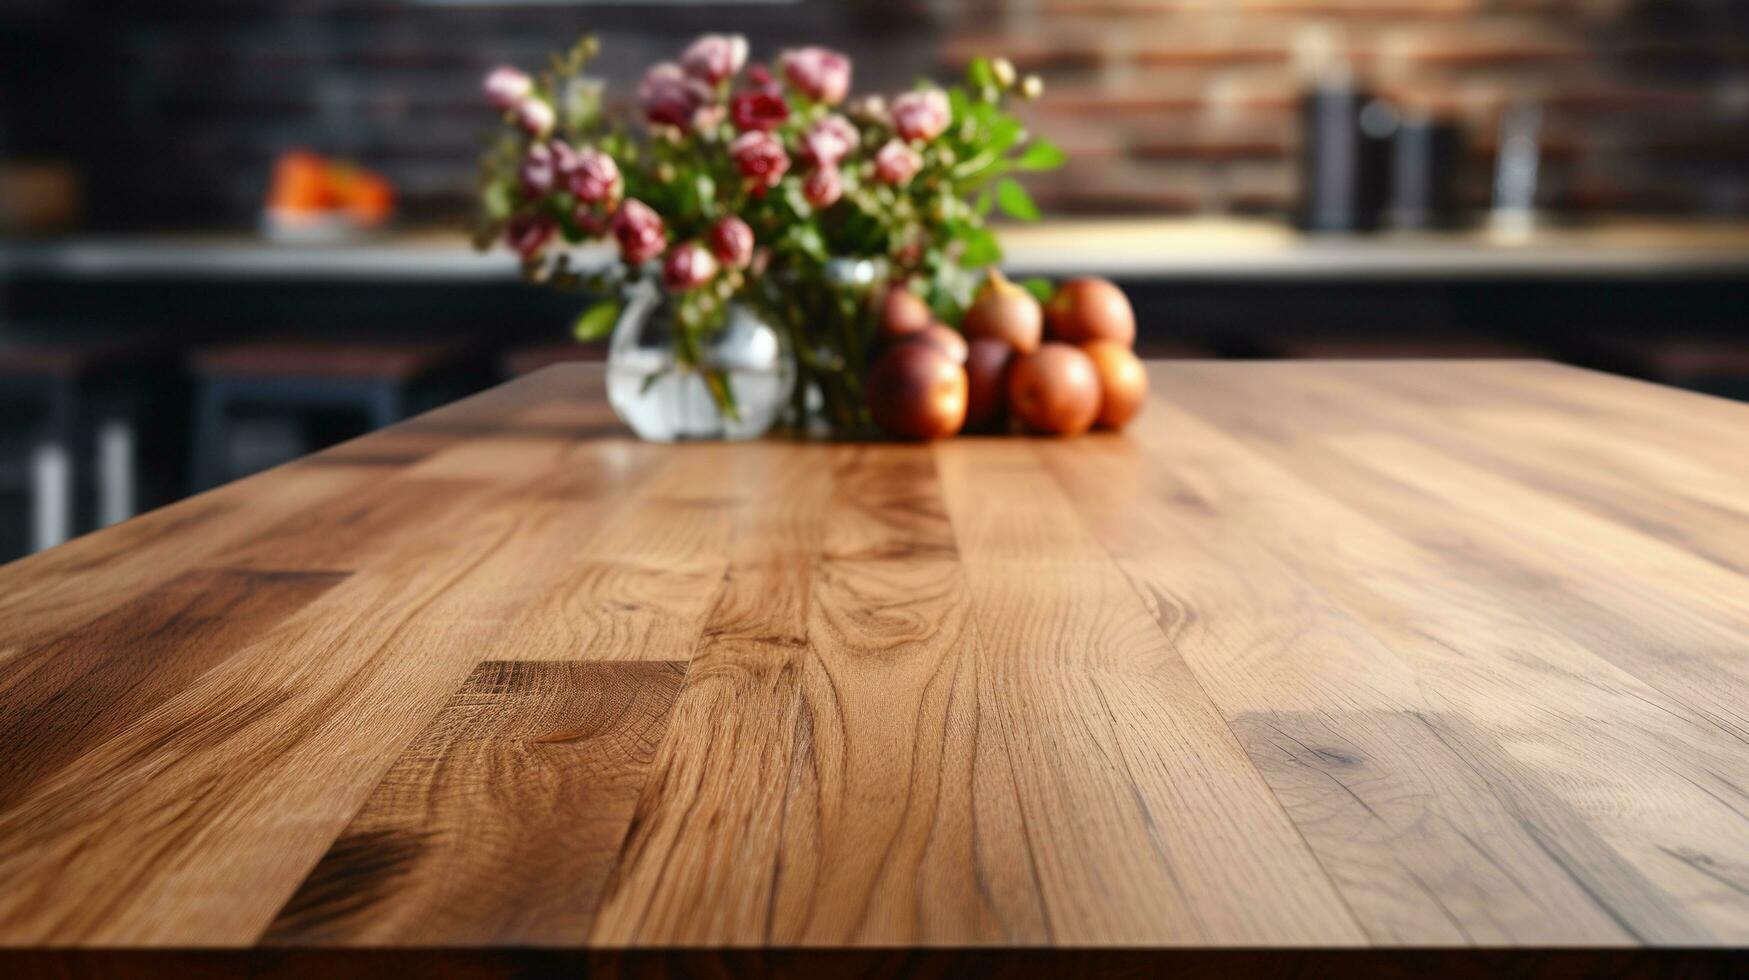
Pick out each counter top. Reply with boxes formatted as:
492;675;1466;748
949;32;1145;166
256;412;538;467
7;218;1749;282
2;361;1748;972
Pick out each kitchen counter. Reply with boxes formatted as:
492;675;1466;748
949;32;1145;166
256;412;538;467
6;218;1749;282
2;361;1747;973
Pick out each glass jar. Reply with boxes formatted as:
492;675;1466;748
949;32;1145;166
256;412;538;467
605;281;793;442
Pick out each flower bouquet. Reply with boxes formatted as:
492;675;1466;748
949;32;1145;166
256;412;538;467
475;33;1077;440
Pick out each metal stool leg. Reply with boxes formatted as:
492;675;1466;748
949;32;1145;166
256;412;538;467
30;379;80;552
97;417;135;527
29;440;71;552
370;383;403;431
191;380;230;492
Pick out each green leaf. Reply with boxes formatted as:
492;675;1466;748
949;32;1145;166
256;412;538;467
974;190;993;217
987;117;1025;155
995;178;1041;221
947;86;971;124
782;180;813;220
783;223;827;261
1021;277;1055;304
959;226;1001;267
693;172;717;219
966;57;995;91
1014;139;1067;171
483;181;515;220
572;299;621;341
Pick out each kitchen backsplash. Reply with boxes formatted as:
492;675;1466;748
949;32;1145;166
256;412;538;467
3;0;1744;228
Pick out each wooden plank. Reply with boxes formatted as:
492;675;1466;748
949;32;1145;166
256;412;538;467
765;446;1049;944
0;568;346;811
1163;365;1749;743
0;465;373;660
1137;365;1749;941
0;434;665;945
1040;423;1691;944
933;437;1365;945
263;660;685;945
588;444;833;944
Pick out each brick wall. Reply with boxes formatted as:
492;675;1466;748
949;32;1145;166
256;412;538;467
944;0;1749;215
3;0;1744;228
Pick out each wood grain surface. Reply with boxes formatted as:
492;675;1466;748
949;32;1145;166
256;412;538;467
2;361;1748;973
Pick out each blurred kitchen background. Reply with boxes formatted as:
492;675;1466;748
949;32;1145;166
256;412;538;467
2;0;1747;559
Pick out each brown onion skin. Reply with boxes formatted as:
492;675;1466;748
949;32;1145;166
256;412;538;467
963;280;1043;354
879;287;934;343
1007;343;1101;437
963;338;1016;432
1083;340;1148;429
1046;278;1136;347
912;323;968;365
867;342;968;441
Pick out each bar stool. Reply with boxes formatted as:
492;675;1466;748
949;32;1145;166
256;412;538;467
0;343;150;554
1614;337;1749;401
188;341;464;491
499;341;603;379
1270;335;1536;360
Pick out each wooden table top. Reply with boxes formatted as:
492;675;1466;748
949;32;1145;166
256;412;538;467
4;361;1748;973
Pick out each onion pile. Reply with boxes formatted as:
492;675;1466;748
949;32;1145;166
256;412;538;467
865;273;1147;441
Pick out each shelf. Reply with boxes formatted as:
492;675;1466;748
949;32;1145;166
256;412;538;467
4;219;1748;284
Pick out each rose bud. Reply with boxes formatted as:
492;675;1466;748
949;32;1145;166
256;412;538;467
612;199;669;266
1020;75;1044;100
747;64;779;92
991;57;1017;89
681;33;749;86
800;114;859;167
563;146;622;207
803;166;843;208
729;130;790;190
572;206;611;238
514;97;556;137
874;139;923;186
662;240;719;291
483;66;533;111
505;214;556;261
847;94;889;126
729;89;790;132
519;141;557;196
708;216;755;270
892;89;951;142
639;62;710;130
779;47;851;105
693;104;727;132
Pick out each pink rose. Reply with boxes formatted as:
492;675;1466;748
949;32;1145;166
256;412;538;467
520;141;558;196
800;114;859;167
612;199;669;266
874;139;923;186
514;98;555;137
729;130;790;190
681;34;748;86
562;146;621;207
639;62;711;130
729;89;789;132
483;66;533;111
780;47;851;105
708;216;755;270
803;166;843;208
662;241;719;291
892;89;951;142
505;214;555;260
